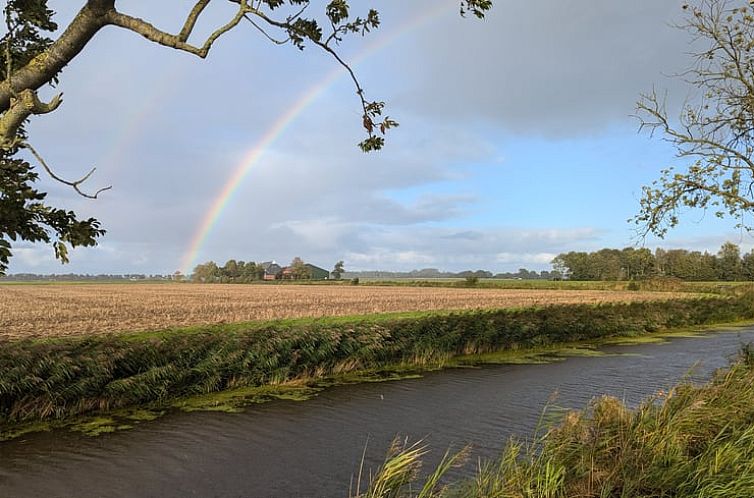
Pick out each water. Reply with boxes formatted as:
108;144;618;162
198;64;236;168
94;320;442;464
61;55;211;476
2;327;753;498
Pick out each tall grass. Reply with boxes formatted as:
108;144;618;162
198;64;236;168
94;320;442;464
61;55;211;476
354;346;754;497
1;295;753;427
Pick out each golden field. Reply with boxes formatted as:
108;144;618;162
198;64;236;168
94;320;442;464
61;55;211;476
0;283;691;340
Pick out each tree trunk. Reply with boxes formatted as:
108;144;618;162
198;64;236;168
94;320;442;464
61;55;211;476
0;1;115;113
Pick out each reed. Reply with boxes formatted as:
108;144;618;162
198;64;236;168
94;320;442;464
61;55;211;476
353;345;754;497
1;295;753;429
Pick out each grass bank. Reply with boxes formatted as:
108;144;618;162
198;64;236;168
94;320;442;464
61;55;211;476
353;346;754;498
1;295;753;437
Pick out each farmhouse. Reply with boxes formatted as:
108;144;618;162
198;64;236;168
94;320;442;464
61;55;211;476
260;261;330;280
259;261;283;281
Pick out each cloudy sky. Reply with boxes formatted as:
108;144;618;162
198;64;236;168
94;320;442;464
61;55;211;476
10;0;754;274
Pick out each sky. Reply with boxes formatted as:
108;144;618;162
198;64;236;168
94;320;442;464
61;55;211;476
9;0;754;275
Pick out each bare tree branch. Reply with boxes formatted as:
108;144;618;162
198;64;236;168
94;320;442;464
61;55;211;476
106;2;251;59
23;142;112;200
251;8;394;151
243;15;289;45
178;0;213;42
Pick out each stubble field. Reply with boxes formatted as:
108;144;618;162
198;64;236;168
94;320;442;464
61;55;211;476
0;283;692;340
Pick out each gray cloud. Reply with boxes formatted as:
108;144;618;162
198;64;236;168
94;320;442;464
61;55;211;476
392;0;692;136
341;226;604;271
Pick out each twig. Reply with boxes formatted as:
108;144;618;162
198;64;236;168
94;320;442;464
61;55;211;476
23;142;112;199
243;15;288;45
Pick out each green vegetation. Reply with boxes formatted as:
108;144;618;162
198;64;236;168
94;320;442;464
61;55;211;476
191;257;332;282
553;242;754;282
332;260;345;281
351;346;754;498
365;279;754;295
173;384;323;413
164;241;754;285
1;294;753;440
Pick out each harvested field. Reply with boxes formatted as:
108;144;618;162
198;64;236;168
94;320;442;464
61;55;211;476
0;283;693;340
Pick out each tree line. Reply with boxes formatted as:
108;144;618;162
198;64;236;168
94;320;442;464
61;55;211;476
192;260;267;283
345;268;559;280
192;258;345;283
0;273;174;282
552;243;754;281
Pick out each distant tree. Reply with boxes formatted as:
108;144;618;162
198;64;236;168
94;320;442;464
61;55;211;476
552;252;596;281
667;249;696;280
554;245;733;282
592;248;623;281
551;256;570;280
655;248;691;279
515;268;537;279
192;261;220;283
255;264;266;281
621;247;655;280
411;268;443;278
290;257;311;280
240;261;259;282
743;249;754;280
332;260;345;280
682;251;718;281
548;270;563;281
221;259;240;280
717;242;743;281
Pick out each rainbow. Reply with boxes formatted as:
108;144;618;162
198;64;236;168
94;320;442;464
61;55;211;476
179;1;458;274
97;62;188;170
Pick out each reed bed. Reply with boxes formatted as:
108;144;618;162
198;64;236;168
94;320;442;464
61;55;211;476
352;346;754;498
1;296;752;428
0;284;691;340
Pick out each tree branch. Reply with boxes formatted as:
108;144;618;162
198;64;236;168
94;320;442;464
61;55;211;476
251;9;394;151
106;2;251;59
243;15;289;45
178;0;213;42
0;90;62;147
23;142;112;199
0;1;113;113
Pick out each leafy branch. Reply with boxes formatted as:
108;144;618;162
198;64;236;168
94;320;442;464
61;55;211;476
634;0;754;237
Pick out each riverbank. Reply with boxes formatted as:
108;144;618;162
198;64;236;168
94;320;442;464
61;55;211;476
355;345;754;497
2;295;753;440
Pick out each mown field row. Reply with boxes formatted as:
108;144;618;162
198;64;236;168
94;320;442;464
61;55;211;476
0;283;694;340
